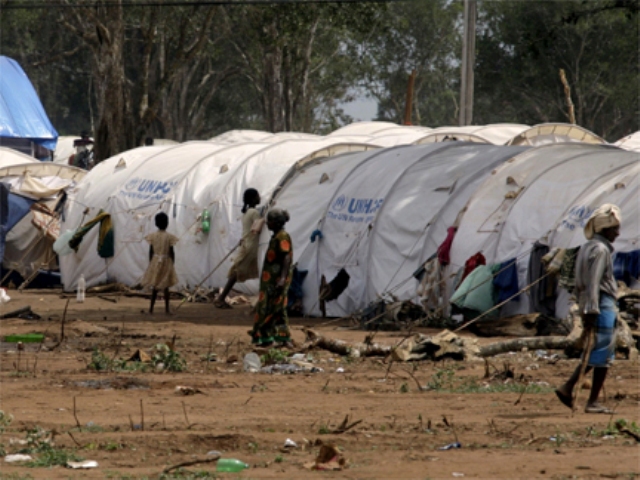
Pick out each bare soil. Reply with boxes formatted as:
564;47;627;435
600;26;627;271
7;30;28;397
0;289;638;480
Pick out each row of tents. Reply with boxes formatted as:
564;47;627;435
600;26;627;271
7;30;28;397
31;121;635;321
1;121;638;318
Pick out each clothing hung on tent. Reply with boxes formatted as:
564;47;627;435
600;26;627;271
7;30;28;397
558;247;580;293
460;252;486;284
493;258;520;303
451;264;496;316
613;250;640;286
417;256;443;310
68;211;114;258
436;227;457;267
528;242;557;316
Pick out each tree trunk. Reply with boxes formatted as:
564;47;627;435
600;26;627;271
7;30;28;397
262;22;285;132
91;1;133;162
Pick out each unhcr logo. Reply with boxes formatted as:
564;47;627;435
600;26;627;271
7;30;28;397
332;195;347;211
119;177;177;202
124;177;141;191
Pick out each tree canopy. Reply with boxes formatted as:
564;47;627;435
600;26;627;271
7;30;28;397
0;0;636;161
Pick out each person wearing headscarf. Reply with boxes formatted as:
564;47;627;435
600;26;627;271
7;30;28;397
555;204;621;414
250;208;294;347
215;188;262;308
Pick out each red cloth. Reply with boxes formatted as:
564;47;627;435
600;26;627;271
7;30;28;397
436;227;457;266
460;252;486;283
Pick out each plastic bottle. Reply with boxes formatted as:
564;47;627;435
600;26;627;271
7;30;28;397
201;209;211;233
216;458;249;473
243;352;262;372
77;274;86;303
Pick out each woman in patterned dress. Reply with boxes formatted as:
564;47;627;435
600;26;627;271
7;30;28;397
250;209;293;347
141;212;178;314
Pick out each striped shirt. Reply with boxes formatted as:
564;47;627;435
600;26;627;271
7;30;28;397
574;234;617;315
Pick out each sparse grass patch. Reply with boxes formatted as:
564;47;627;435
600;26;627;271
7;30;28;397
260;348;290;365
423;367;552;394
18;426;83;468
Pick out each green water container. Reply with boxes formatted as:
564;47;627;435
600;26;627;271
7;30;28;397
3;333;44;343
216;458;249;472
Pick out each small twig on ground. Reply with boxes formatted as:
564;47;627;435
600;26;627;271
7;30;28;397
129;414;135;431
384;360;394;381
330;414;363;434
32;325;51;376
616;423;640;442
321;378;331;392
401;365;425;391
224;338;235;358
72;396;81;430
182;401;193;429
205;334;214;373
111;319;126;362
67;431;82;447
140;399;145;432
50;299;70;351
162;455;220;474
97;295;118;303
514;383;528;405
244;396;253;405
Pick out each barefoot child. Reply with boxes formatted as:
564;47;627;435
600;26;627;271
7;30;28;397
142;212;178;314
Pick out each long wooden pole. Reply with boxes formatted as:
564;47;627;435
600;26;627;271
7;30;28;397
403;70;417;125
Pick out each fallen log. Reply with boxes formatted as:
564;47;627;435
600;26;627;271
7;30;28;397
0;305;32;320
478;336;572;358
303;328;391;357
86;283;128;294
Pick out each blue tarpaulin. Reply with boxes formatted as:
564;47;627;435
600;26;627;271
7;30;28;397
0;183;36;262
0;56;58;151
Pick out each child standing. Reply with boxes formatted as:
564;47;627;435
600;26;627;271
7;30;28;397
141;212;178;314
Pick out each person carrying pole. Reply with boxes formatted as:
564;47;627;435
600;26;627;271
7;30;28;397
555;204;621;414
214;188;263;308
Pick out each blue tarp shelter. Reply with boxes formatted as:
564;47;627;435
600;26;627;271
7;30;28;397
0;182;36;262
0;56;58;152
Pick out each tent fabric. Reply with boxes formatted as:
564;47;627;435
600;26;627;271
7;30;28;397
56;124;639;320
613;131;640;152
0;162;84;280
0;56;58;151
449;143;638;318
415;124;529;146
0;183;8;261
506;123;605;147
5;192;37;233
59;138;378;291
328;121;400;136
269;142;526;316
0;147;38;168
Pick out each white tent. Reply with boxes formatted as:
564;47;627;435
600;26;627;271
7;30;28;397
549;160;639;268
506;123;605;146
1;162;85;284
53;136;77;165
0;147;38;168
328;121;401;136
613;131;640;152
209;130;274;144
449;143;638;317
415;124;529;145
60;138;378;291
269;142;527;316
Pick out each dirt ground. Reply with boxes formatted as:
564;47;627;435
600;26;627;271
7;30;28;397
0;289;638;480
